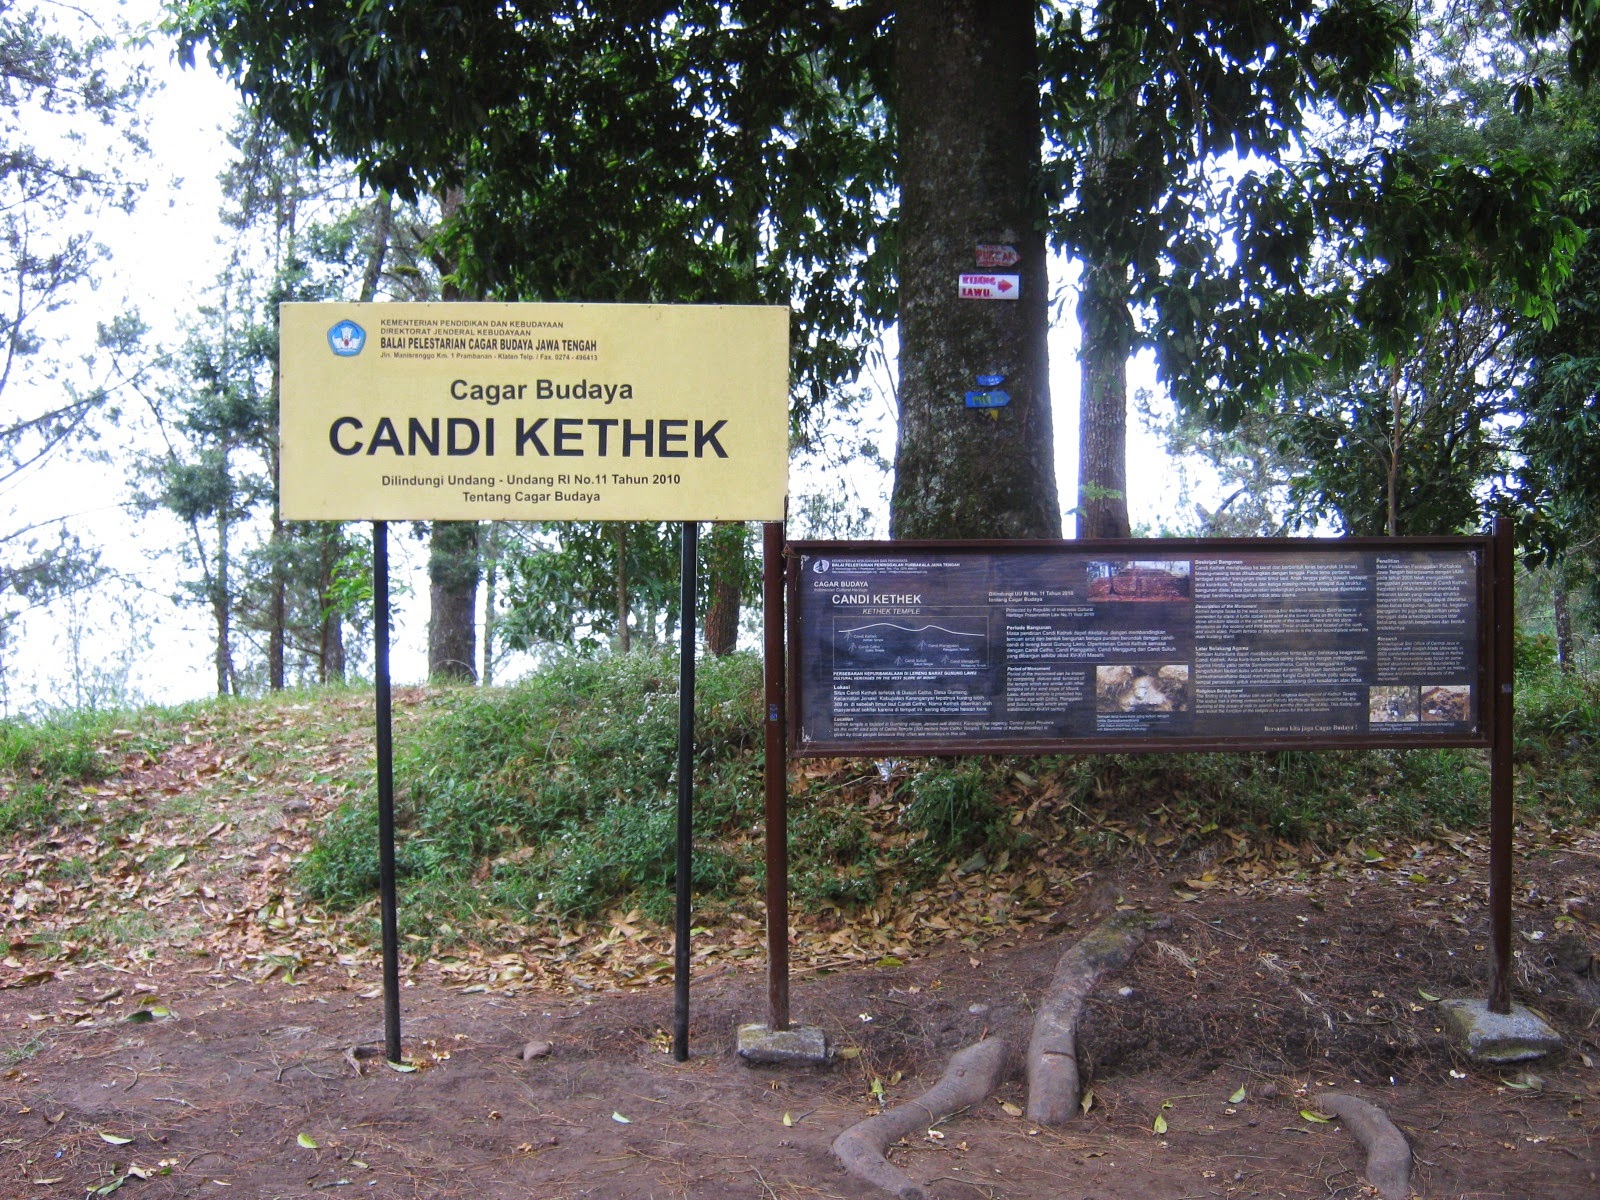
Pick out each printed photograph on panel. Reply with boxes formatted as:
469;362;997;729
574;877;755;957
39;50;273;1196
1087;559;1193;602
1096;664;1191;713
1368;685;1419;723
1420;684;1471;722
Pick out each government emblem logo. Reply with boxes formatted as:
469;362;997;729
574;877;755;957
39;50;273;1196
327;320;366;357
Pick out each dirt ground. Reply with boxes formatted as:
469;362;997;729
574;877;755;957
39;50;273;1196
2;709;1598;1199
2;860;1596;1200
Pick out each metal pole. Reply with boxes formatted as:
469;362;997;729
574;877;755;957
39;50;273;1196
1488;515;1515;1014
762;521;791;1030
673;521;699;1062
373;521;403;1062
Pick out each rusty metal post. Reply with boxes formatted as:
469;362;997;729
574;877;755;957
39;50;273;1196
1488;515;1515;1014
762;521;791;1030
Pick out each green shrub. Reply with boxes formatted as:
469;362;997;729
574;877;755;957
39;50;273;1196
901;761;1004;860
790;802;879;906
1514;630;1558;675
0;709;124;784
299;649;763;923
1517;664;1600;751
0;708;147;835
294;649;1600;947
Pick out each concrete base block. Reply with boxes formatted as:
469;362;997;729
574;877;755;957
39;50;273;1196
1440;998;1563;1065
736;1022;829;1066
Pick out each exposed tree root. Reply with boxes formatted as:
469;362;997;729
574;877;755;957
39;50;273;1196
832;1038;1009;1200
1026;908;1170;1124
1320;1092;1412;1200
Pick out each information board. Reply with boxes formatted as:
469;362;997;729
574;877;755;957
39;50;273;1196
789;539;1493;755
279;301;789;522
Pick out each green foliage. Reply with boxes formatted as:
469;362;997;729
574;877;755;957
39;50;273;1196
0;783;61;837
789;802;878;907
0;709;125;785
1514;86;1600;568
291;650;1600;952
1512;662;1600;817
0;5;149;614
900;762;1005;861
1515;630;1558;674
300;650;764;922
1516;663;1600;749
172;2;896;432
1035;746;1490;847
0;708;139;834
500;522;685;654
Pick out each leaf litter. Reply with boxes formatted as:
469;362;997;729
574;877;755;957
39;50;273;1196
0;688;1596;1198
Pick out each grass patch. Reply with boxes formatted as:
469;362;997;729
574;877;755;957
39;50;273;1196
295;653;1600;949
2;1037;45;1065
0;707;164;835
300;649;765;927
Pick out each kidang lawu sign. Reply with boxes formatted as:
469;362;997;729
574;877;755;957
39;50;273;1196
279;301;790;522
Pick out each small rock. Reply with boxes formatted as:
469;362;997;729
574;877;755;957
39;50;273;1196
1441;998;1563;1064
282;799;311;816
736;1023;829;1066
1259;1082;1279;1100
967;1003;990;1016
521;1039;553;1061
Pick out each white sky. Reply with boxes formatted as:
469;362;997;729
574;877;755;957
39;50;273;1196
4;0;1192;714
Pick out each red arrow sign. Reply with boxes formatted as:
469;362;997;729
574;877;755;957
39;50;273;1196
958;273;1020;300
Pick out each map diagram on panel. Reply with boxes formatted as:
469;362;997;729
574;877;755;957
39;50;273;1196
833;616;990;670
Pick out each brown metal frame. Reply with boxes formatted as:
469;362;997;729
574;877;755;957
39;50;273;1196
763;523;1517;1027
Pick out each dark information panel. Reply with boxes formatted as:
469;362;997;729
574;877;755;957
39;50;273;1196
789;539;1491;756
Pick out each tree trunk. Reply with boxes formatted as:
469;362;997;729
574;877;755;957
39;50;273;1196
616;524;631;654
213;508;234;697
1076;255;1133;539
703;522;744;656
425;186;480;683
1553;560;1574;672
1386;360;1403;537
481;522;499;685
267;443;286;690
311;524;345;684
359;192;393;302
428;520;479;682
892;0;1059;540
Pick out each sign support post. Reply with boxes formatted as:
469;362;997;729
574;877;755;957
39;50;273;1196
373;520;403;1063
774;533;1562;1061
762;521;790;1031
1488;515;1515;1014
281;301;789;1068
673;521;699;1062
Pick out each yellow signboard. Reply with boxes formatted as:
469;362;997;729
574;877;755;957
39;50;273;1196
279;302;790;521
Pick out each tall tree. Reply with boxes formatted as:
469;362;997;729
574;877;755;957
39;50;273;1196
422;186;483;681
0;3;149;652
427;519;479;682
141;107;429;692
892;0;1059;538
172;0;1600;550
499;521;684;655
1164;1;1587;542
1513;82;1600;644
1041;0;1417;537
